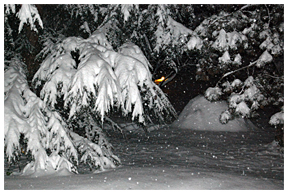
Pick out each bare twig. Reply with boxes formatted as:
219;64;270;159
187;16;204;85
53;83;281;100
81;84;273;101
152;56;170;77
265;5;271;27
159;60;178;87
264;73;284;80
97;5;118;30
240;4;253;10
104;116;127;139
143;34;153;53
209;4;255;26
216;60;258;86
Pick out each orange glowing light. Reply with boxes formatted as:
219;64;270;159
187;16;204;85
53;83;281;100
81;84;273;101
154;76;166;84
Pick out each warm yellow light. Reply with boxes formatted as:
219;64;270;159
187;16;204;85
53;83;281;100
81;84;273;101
154;76;166;84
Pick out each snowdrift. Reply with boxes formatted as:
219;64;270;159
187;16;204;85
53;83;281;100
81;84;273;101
4;166;283;190
171;95;258;132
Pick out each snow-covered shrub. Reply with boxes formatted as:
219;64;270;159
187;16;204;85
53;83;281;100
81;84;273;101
222;79;243;94
259;28;283;56
205;74;274;123
269;107;284;147
211;29;248;52
231;79;243;88
219;110;232;124
235;101;251;118
205;87;222;101
186;35;203;50
228;93;243;109
196;5;283;125
222;81;232;93
232;54;242;66
256;50;273;68
269;109;284;126
190;7;283;122
218;51;231;64
211;29;229;51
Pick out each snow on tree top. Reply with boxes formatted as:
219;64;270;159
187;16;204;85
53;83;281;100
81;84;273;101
16;4;43;33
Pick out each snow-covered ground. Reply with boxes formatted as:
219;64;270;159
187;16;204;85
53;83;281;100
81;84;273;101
4;119;284;189
4;95;284;190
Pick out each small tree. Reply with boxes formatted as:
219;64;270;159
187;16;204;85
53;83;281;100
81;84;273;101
5;58;78;175
5;56;124;175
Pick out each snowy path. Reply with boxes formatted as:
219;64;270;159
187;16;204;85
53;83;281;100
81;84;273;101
4;124;284;189
115;126;283;180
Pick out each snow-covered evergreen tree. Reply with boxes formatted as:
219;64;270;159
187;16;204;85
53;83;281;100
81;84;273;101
5;58;122;175
5;58;77;175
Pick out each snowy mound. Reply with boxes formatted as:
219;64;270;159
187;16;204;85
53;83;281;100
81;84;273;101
171;95;257;132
